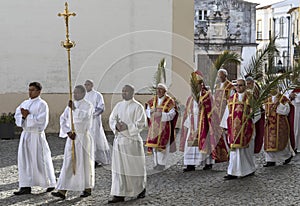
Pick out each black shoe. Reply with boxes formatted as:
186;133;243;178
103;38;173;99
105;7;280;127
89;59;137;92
14;187;31;195
263;162;275;167
283;156;293;165
108;196;125;204
137;189;146;199
183;165;195;172
46;187;55;192
223;175;237;180
294;148;298;154
51;191;66;199
203;164;213;170
80;191;91;198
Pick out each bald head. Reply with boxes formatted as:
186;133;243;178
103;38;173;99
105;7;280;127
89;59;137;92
74;85;86;101
122;84;134;101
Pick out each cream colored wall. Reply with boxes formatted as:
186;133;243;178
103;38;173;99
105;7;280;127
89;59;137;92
171;0;194;105
0;0;194;132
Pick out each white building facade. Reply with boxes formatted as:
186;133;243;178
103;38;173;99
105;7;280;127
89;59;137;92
0;0;194;132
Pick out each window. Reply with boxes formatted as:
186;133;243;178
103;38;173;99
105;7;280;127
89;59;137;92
279;17;285;38
198;10;208;21
257;20;262;40
297;19;299;36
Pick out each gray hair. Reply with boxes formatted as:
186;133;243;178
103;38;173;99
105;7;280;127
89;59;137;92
218;68;228;76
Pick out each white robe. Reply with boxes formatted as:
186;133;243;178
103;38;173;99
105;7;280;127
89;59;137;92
56;99;95;191
220;92;256;177
183;99;214;166
293;93;300;149
85;89;111;164
285;90;300;150
109;98;147;197
264;96;294;162
146;96;176;166
14;96;56;188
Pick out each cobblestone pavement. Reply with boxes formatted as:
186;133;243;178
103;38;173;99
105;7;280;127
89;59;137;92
1;133;300;206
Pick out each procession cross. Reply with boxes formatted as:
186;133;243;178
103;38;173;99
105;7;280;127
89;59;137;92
58;2;77;175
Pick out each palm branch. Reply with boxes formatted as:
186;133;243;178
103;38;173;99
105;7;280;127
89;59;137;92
209;50;242;92
243;37;278;81
190;72;201;102
149;58;166;94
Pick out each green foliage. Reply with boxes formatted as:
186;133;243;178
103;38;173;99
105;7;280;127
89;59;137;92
149;58;166;94
0;112;15;124
213;50;242;70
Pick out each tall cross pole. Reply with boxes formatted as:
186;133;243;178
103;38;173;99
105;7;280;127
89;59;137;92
58;2;77;175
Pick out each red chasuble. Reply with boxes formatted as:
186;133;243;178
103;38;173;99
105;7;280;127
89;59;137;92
227;92;254;149
179;90;214;154
264;95;293;151
145;95;178;154
212;80;234;162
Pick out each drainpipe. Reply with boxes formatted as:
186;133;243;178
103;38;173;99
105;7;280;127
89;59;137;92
287;16;290;71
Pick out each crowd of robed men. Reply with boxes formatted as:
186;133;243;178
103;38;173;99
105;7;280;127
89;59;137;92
11;67;300;203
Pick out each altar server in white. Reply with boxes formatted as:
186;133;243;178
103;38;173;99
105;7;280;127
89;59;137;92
14;82;56;195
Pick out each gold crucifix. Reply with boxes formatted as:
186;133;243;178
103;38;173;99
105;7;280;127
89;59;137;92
58;2;77;175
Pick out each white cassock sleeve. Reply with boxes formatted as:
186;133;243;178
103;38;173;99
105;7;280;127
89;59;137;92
109;104;118;135
14;106;24;127
26;102;48;129
276;102;290;116
93;93;105;116
161;107;176;122
183;114;191;129
145;105;151;118
59;107;70;138
220;106;229;129
127;105;147;137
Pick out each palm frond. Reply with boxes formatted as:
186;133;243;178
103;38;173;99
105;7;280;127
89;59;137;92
209;51;242;92
244;36;278;81
213;50;242;70
149;58;167;94
190;72;201;102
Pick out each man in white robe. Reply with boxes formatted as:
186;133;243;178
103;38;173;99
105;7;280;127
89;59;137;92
84;80;111;166
14;82;56;195
108;85;147;203
51;85;95;199
220;79;259;180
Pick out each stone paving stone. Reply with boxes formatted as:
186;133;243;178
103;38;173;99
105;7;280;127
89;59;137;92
1;134;300;205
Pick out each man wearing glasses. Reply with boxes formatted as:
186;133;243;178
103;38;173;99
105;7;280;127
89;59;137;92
220;79;260;180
